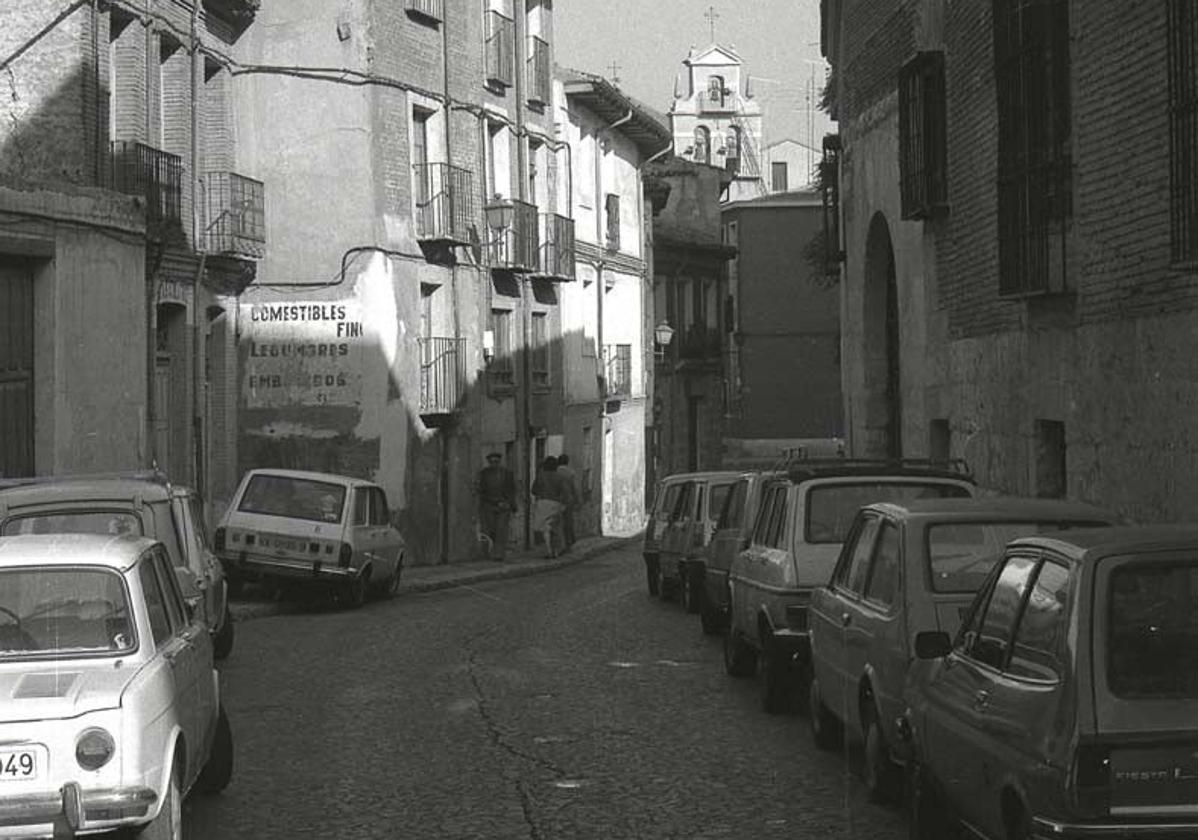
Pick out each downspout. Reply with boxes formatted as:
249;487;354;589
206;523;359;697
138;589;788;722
594;122;608;535
439;3;456;564
190;1;204;495
514;9;533;549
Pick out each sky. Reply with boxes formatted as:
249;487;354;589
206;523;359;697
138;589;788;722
555;0;836;153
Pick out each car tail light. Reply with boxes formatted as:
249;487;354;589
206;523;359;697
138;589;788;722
214;527;226;552
338;542;353;568
76;728;115;771
1072;744;1112;813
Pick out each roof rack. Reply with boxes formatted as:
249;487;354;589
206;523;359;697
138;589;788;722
765;451;974;483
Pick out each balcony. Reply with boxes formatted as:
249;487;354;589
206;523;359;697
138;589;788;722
485;11;515;87
603;344;632;398
535;213;575;280
110;140;183;237
676;325;722;362
418;337;466;421
526;36;551;106
414;163;476;245
485;198;539;272
405;0;443;22
203;171;265;259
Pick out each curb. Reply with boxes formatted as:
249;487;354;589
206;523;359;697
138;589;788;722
229;534;641;623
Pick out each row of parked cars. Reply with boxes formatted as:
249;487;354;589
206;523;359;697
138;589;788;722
0;466;407;838
643;457;1198;839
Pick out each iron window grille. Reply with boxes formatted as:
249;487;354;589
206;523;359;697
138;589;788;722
488;309;515;389
899;50;949;220
405;0;443;23
527;36;551;105
605;193;620;250
538;213;576;280
603;344;632;397
204;171;265;258
993;0;1073;297
413;162;476;245
531;313;550;389
820;134;844;278
1168;0;1198;264
485;10;515;88
110;140;183;237
417;337;466;414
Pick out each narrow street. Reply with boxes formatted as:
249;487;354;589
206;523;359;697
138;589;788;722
185;545;905;839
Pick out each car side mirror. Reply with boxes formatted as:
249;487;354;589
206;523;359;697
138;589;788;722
914;630;952;660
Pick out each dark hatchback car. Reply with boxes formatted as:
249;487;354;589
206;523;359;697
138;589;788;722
903;526;1198;840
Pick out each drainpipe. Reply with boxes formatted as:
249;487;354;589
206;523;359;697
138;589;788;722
190;1;204;495
514;10;534;549
439;3;456;564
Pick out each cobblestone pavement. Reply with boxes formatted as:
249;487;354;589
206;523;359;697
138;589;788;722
185;544;907;840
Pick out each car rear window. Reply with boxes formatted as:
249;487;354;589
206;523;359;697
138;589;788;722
1108;560;1198;699
1;511;143;538
0;567;136;659
237;475;347;524
805;482;971;544
927;520;1107;593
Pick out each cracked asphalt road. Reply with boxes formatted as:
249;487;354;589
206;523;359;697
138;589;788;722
184;544;907;840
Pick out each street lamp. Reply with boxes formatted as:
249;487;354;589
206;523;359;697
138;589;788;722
483;195;514;233
653;320;675;359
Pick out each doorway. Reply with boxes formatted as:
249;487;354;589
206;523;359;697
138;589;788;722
863;212;902;459
0;260;34;477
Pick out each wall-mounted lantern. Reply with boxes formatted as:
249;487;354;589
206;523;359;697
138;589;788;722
653;320;676;359
482;329;495;365
484;196;514;237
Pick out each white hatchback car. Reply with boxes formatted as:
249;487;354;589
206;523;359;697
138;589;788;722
215;469;406;608
0;533;231;839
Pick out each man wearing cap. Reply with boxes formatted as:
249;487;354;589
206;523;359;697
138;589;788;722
477;452;517;561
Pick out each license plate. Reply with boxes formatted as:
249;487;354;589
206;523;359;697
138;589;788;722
0;748;40;781
262;536;299;551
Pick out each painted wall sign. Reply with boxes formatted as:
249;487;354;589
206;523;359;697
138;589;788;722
240;300;367;408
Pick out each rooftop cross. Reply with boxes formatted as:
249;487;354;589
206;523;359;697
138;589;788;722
704;5;720;42
607;60;621;85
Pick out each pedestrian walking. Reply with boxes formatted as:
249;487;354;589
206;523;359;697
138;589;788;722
556;454;579;551
477;452;516;561
531;456;567;558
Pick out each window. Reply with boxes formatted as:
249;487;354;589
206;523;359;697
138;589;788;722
486;121;509;201
405;0;444;22
1035;419;1066;499
864;521;901;607
725;126;741;174
837;516;882;594
151;548;185;631
412;108;431;207
485;6;515;87
806;481;971;544
965;555;1037;669
370;488;390;526
899;51;948;219
531;311;549;389
694;126;711;165
604;193;620;249
927;520;1102;594
771;161;789;192
488;308;514;384
238;474;347;523
993;0;1072;296
139;558;172;647
1169;0;1198;263
929;418;951;465
354;488;371;526
1007;560;1069;681
1108;560;1198;698
718;480;748;529
753;485;786;547
707;75;725;107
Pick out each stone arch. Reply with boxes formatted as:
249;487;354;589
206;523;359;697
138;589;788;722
861;211;902;459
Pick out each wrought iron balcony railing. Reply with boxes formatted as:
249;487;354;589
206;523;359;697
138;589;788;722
536;213;575;280
676;325;723;361
203;171;265;258
110;140;183;235
487;199;539;272
405;0;443;22
603;344;632;398
418;336;466;415
413;163;476;245
485;11;515;87
527;36;551;105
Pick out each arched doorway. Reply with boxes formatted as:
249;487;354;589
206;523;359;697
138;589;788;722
862;212;902;459
155;302;190;482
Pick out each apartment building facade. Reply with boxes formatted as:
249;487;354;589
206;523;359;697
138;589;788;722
823;0;1198;521
0;0;262;514
233;0;579;564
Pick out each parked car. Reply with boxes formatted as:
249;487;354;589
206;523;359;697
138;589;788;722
215;469;405;608
0;471;234;659
655;471;743;610
642;471;738;598
698;470;781;635
0;533;232;838
902;525;1198;840
724;459;975;714
807;497;1120;801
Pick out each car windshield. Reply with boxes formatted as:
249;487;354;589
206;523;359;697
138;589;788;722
237;474;347;524
1108;559;1198;699
1;511;142;538
805;482;971;544
0;567;136;659
927;520;1108;593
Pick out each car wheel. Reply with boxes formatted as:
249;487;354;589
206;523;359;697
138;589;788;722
197;705;234;794
645;558;660;597
907;761;958;840
699;597;723;636
759;638;796;715
862;705;902;804
808;675;842;750
137;756;181;840
723;627;757;677
212;611;234;661
341;571;368;610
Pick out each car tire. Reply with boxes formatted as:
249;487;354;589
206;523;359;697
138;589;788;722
384;555;404;599
682;565;704;615
212;612;234;661
699;596;723;636
907;761;958;840
197;705;234;794
645;558;660;597
723;627;757;677
759;638;795;715
862;705;902;804
808;675;842;750
137;756;181;840
341;571;368;610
